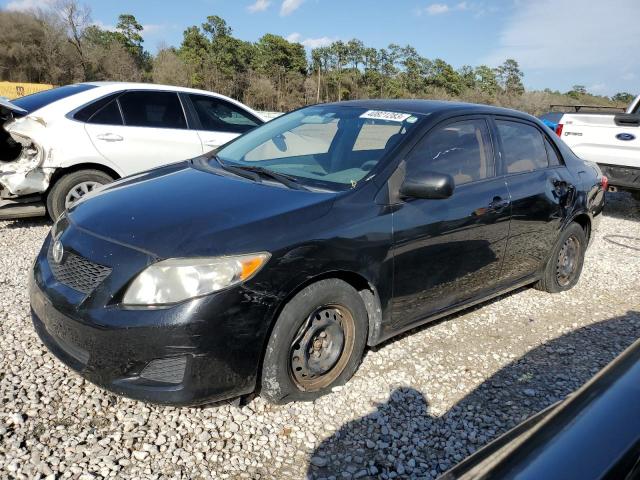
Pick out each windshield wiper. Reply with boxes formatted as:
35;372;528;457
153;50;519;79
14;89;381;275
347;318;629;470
210;156;309;191
228;164;309;191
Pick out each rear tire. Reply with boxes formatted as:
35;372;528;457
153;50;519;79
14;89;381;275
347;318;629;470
261;279;368;404
535;222;587;293
46;170;113;220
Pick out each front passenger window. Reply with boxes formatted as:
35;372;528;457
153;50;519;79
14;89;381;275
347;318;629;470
406;119;493;186
189;94;260;134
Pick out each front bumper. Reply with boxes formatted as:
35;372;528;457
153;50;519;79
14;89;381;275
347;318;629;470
30;229;278;406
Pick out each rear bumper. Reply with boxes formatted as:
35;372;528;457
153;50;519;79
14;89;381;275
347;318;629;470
598;163;640;191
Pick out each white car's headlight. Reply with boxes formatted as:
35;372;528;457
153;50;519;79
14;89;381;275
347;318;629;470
123;253;270;306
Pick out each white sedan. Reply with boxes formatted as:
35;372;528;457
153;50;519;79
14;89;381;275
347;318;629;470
0;82;265;219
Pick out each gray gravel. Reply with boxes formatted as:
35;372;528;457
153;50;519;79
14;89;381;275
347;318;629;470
1;192;639;480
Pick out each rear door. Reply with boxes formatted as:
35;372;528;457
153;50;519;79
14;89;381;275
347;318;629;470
185;94;262;151
494;117;575;283
391;116;511;327
84;91;202;175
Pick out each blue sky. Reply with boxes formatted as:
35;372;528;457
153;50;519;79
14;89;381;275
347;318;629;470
4;0;639;97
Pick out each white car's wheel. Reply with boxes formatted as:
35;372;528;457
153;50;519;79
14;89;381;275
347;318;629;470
47;170;113;220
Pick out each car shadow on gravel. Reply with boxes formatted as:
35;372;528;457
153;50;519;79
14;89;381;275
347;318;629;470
307;310;640;479
602;192;640;222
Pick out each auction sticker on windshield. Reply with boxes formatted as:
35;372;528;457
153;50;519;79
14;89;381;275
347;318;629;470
360;110;412;122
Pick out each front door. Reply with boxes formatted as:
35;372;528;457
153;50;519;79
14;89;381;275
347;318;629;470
391;117;511;328
185;93;262;151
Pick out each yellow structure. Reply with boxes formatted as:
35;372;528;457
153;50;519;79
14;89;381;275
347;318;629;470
0;82;54;100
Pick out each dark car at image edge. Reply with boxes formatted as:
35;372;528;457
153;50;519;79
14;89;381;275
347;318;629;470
29;99;606;406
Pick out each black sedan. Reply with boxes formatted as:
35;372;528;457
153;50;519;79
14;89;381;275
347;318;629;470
30;100;606;405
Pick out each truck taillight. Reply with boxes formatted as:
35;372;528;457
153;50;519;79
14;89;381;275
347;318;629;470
601;176;609;191
555;123;564;137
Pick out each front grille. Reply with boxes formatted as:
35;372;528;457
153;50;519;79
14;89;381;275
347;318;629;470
48;245;112;295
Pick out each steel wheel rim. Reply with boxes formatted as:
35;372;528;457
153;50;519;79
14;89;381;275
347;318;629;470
556;235;580;286
64;181;101;208
289;304;355;391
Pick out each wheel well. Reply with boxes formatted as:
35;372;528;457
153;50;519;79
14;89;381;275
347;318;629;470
276;271;381;343
47;163;120;191
572;214;591;241
255;271;382;392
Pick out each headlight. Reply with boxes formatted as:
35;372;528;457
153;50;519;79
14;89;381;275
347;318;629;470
123;253;270;306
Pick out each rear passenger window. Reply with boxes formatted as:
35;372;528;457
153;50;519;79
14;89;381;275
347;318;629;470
88;100;123;125
407;119;493;186
545;139;562;166
497;121;548;173
119;91;187;129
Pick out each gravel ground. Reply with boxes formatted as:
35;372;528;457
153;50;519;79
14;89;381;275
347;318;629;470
1;192;639;480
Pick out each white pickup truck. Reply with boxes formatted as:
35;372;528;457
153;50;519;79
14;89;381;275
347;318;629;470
557;95;640;199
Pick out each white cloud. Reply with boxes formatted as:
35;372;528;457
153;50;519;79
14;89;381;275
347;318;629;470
485;0;640;71
247;0;271;13
6;0;54;11
425;3;449;15
417;2;470;16
280;0;303;16
287;32;335;49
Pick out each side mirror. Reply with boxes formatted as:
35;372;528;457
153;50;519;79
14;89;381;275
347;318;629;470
400;171;455;200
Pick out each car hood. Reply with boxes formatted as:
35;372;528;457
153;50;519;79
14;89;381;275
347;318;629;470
68;161;337;258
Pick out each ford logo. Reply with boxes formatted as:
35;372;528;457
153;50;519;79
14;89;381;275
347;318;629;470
52;240;64;264
616;133;636;141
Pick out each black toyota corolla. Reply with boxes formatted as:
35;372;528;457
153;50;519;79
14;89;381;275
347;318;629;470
30;100;606;405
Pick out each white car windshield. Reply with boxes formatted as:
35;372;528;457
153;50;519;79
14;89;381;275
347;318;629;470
215;105;424;189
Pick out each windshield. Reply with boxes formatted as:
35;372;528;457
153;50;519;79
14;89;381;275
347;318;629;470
11;84;96;113
215;105;424;189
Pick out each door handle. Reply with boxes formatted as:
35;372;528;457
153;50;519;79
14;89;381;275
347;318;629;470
488;196;510;212
204;141;221;148
96;133;123;142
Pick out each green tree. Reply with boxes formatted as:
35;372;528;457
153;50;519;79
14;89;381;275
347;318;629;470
114;14;146;66
495;58;524;96
427;58;463;96
474;65;499;96
612;92;635;104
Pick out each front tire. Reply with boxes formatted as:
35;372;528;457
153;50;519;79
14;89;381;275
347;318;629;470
535;222;587;293
46;170;113;220
261;279;368;404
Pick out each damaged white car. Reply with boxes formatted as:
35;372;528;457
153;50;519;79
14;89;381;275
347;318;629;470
0;82;264;220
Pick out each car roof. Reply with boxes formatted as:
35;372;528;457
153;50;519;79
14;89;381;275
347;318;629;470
325;99;534;120
79;81;262;117
81;81;218;96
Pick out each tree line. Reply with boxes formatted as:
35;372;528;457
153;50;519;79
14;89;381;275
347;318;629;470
0;1;635;114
